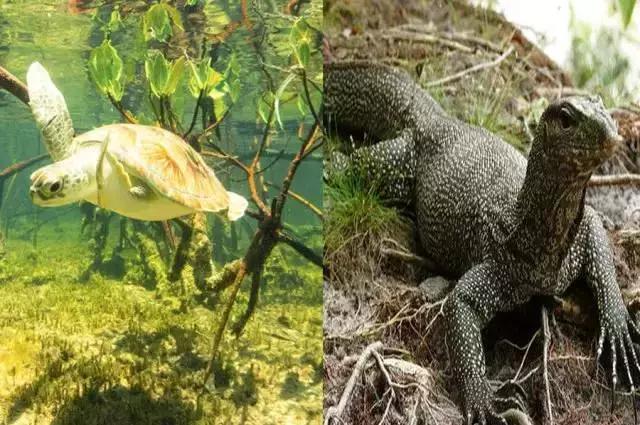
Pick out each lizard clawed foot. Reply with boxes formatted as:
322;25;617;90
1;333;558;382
465;382;530;425
596;309;640;421
494;381;528;414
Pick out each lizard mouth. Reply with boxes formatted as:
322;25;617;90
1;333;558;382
601;133;622;158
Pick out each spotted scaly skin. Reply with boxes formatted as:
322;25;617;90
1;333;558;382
324;62;443;204
325;61;640;424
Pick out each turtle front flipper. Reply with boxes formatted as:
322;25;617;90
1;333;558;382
96;131;155;205
101;137;156;201
26;62;75;161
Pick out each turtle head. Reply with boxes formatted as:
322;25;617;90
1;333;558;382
29;162;92;207
535;95;622;176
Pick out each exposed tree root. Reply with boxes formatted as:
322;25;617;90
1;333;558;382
203;259;246;386
80;209;112;281
232;269;262;336
589;174;640;187
130;221;169;289
542;306;554;425
325;341;462;425
190;213;214;291
325;341;383;425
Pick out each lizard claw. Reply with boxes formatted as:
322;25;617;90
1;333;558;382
466;409;508;425
465;383;530;425
494;381;528;414
596;310;640;418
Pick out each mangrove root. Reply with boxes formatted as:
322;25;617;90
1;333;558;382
80;209;111;281
131;220;169;289
232;269;262;336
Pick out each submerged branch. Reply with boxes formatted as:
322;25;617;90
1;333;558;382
273;122;320;220
0;154;48;179
183;90;204;138
232;268;263;335
245;104;276;215
278;232;322;267
203;259;246;386
107;94;138;124
301;68;321;128
0;65;29;105
197;107;232;141
266;180;322;219
201;148;250;174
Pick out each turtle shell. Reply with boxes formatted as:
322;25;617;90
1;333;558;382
75;124;230;213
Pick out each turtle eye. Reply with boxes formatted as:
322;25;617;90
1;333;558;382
559;107;575;130
49;181;61;193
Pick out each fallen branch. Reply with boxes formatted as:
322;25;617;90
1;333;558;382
425;46;515;87
512;329;540;383
534;86;590;99
380;247;430;267
397;23;504;52
352;298;446;340
382;29;475;53
588;174;640;187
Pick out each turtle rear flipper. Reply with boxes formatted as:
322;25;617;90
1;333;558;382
27;62;75;161
226;191;248;221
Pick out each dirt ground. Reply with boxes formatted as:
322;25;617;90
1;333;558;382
323;1;640;424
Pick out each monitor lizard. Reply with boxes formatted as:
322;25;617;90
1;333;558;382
325;61;640;424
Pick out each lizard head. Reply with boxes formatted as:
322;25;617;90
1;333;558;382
536;96;621;176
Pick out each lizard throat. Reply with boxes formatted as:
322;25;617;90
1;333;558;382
501;146;591;271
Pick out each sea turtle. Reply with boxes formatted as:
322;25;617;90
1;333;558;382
26;62;247;222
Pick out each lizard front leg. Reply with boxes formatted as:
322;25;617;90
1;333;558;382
566;208;640;405
325;128;416;204
445;261;531;424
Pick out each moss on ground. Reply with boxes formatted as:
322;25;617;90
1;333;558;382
0;221;322;425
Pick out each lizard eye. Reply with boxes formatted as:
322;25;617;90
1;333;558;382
558;107;575;130
49;181;61;193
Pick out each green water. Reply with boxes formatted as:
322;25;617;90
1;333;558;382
0;1;322;424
